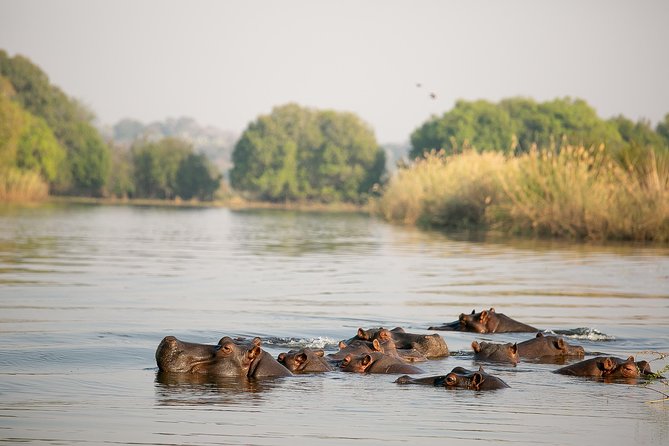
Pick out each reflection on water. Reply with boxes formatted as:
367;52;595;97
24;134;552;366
155;372;282;406
0;204;667;445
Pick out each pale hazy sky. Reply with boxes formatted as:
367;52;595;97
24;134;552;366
1;0;668;143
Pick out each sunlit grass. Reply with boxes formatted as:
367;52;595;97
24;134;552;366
0;168;48;202
376;146;669;242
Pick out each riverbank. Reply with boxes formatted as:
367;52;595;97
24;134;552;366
46;195;369;213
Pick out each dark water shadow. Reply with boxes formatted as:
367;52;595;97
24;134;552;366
154;371;283;406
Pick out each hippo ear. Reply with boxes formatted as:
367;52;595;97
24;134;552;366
338;341;347;350
510;343;518;354
536;332;544;338
248;345;261;361
295;353;307;365
361;354;373;366
478;365;485;372
342;355;352;366
357;328;366;339
372;339;382;351
277;353;286;362
471;341;481;353
626;356;635;362
471;309;476;314
556;338;565;350
480;311;489;323
489;307;496;313
471;372;485;390
598;358;616;372
445;373;458;386
252;337;262;347
314;349;325;357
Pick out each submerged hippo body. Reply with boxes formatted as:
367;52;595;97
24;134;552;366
517;333;585;360
396;366;509;390
555;356;651;379
341;352;424;374
277;348;334;373
155;336;291;378
429;308;537;333
472;341;519;365
351;327;448;359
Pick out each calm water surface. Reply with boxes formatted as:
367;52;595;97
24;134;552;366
0;204;667;445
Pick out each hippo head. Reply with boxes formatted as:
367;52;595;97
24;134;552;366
611;356;641;379
341;353;374;373
459;309;488;333
277;350;306;372
277;348;327;373
156;336;217;373
551;335;585;356
442;366;488;390
155;335;258;376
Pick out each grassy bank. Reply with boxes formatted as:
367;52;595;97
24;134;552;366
375;147;669;242
0;168;48;202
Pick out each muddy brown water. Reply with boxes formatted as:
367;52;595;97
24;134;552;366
1;204;667;445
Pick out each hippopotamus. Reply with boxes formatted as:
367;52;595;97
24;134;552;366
472;341;519;365
328;339;380;362
277;348;334;373
555;356;654;379
395;366;509;390
155;335;292;378
428;308;537;333
349;327;448;358
517;333;585;360
341;352;424;374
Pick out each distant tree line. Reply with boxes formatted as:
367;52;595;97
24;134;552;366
0;51;221;201
3;50;668;205
410;97;669;159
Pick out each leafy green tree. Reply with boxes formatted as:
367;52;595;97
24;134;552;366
175;153;221;200
230;103;385;203
132;138;191;199
655;113;669;149
410;97;624;158
0;88;67;190
410;100;515;158
609;115;666;150
107;146;135;198
17;113;67;185
0;50;110;196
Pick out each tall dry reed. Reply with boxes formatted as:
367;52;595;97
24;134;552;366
376;147;669;242
0;168;49;202
375;150;506;228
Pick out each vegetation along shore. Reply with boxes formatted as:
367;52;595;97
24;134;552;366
1;50;668;242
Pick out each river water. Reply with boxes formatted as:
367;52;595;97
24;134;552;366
0;204;667;445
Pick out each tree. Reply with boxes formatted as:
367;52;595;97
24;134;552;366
175;153;221;200
409;97;625;158
132;138;191;199
0;50;110;196
230;103;385;203
410;100;515;158
0;87;67;190
655;113;669;149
